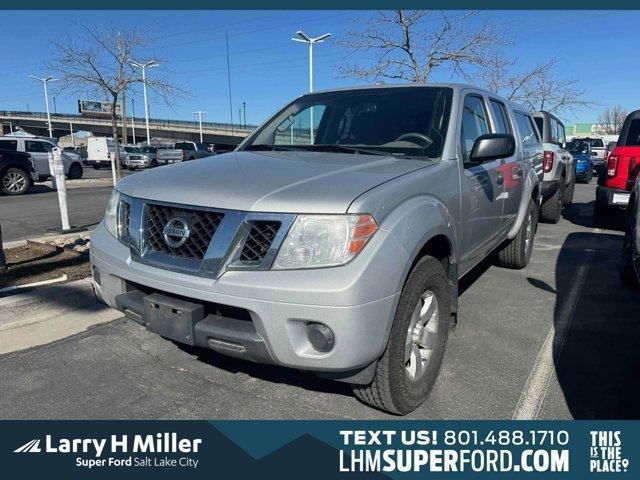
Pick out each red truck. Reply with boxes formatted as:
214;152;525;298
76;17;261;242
595;110;640;224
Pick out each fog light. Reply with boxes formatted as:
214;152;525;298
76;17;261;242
307;323;334;352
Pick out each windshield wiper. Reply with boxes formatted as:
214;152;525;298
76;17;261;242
281;144;393;156
244;144;301;151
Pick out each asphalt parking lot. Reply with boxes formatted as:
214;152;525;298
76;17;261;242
0;167;133;242
0;180;638;420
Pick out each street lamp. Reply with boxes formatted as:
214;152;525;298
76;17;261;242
29;75;57;138
192;111;207;143
292;30;330;143
128;59;159;145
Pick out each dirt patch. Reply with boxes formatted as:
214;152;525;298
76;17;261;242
0;242;90;292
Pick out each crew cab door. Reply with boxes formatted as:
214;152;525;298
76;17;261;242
487;99;524;226
459;93;504;262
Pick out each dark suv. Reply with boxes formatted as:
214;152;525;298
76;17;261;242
0;149;38;196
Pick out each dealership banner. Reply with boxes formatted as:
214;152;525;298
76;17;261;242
1;421;637;478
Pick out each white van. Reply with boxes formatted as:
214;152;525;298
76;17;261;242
87;137;127;169
0;136;84;180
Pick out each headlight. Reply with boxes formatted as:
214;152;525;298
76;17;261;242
272;214;378;270
104;190;120;238
142;154;150;160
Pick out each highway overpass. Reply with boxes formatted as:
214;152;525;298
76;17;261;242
0;111;255;148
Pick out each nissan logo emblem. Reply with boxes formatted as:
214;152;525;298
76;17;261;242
163;216;190;248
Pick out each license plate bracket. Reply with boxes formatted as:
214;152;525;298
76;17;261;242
143;293;204;345
613;193;630;205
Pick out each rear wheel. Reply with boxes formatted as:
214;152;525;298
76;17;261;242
540;181;564;224
352;256;451;415
496;198;537;269
67;162;83;180
1;167;30;195
562;177;575;206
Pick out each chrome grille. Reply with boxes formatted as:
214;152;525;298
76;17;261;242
239;221;280;263
145;204;223;259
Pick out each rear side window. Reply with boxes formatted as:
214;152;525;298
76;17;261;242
625;119;640;146
550;118;560;143
460;95;491;161
489;100;512;134
533;117;544;139
25;141;50;153
514;112;540;147
556;121;566;145
0;140;18;151
175;142;195;151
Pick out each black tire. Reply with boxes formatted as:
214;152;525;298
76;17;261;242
1;167;31;196
540;181;564;224
150;159;158;168
352;256;451;415
93;164;100;170
562;177;575;206
496;198;537;269
189;156;195;160
67;162;83;180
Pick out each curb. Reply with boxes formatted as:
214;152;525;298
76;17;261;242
2;228;94;250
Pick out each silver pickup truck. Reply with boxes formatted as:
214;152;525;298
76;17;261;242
91;84;542;414
156;141;211;164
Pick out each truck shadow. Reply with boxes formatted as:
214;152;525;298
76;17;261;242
530;231;640;419
562;200;627;232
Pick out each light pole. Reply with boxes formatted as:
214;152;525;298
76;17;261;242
242;101;246;128
193;111;207;143
29;75;57;138
131;98;136;144
128;59;158;145
291;31;330;144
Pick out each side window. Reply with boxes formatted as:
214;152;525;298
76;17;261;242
25;141;47;153
0;140;18;151
550;118;560;143
460;95;491;161
42;142;54;152
556;121;566;145
489;100;512;134
515;113;540;147
592;138;604;148
533;117;544;139
626;119;640;146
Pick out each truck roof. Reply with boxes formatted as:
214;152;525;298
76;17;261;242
304;82;530;114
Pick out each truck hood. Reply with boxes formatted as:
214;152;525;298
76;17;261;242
116;150;433;213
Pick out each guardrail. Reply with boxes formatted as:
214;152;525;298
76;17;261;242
0;110;257;135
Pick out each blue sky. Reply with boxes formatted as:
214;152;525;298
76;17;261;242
1;10;638;126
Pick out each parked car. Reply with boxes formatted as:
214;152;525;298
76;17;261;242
91;84;542;415
123;146;151;170
621;174;640;288
595;110;640;223
566;139;596;183
578;136;606;167
0;149;38;195
139;146;165;167
532;111;576;223
87;137;127;169
63;145;88;162
0;136;83;180
156;141;211;165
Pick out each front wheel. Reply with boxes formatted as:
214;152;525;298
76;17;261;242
67;162;83;180
2;167;31;195
496;198;537;269
352;256;451;415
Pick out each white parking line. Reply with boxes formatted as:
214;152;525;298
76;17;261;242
512;249;594;420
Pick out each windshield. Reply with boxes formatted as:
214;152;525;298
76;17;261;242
124;147;141;153
242;87;453;159
567;139;589;154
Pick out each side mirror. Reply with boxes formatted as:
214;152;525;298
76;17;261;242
470;133;516;163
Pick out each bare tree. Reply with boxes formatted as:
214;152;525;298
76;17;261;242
337;10;509;83
48;25;186;179
479;58;593;115
597;105;628;134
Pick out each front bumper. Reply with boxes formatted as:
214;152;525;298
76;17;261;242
596;185;631;207
90;223;403;379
